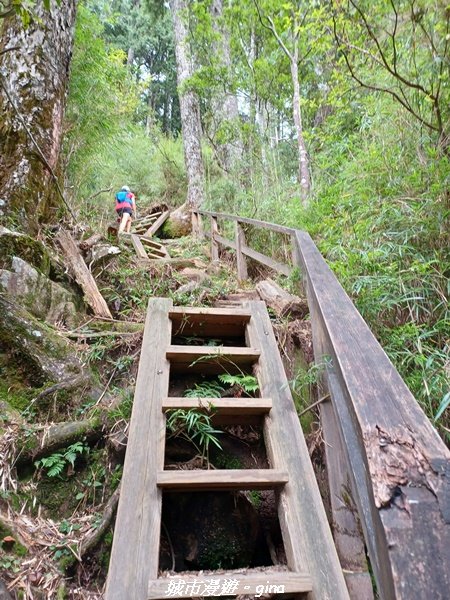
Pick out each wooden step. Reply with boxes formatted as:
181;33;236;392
162;397;272;425
148;571;312;599
134;212;161;226
157;469;288;491
166;345;260;373
140;238;166;249
143;210;170;238
131;234;148;259
170;307;252;339
162;397;271;414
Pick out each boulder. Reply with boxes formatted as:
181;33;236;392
0;226;50;275
0;256;78;326
162;204;192;238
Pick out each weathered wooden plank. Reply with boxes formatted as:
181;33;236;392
169;307;251;339
211;216;219;261
242;246;292;276
105;298;173;600
133;212;161;229
131;233;149;260
163;396;271;425
320;396;374;599
194;209;296;236
162;397;272;414
143;210;170;238
215;232;236;250
166;345;259;373
209;231;291;277
148;571;312;599
295;230;450;600
246;301;349;600
56;230;112;319
170;307;252;318
140;237;169;253
157;469;288;490
235;222;248;281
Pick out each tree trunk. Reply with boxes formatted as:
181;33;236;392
0;0;78;231
169;0;205;212
210;0;242;171
290;48;310;202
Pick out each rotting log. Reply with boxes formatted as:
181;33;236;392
295;230;450;600
256;278;308;318
79;233;103;252
56;229;112;319
15;418;104;465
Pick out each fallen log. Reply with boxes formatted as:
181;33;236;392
15;418;104;465
56;230;112;319
79;233;103;252
256;278;308;319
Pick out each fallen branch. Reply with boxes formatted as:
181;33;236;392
298;394;330;417
56;229;113;319
79;233;103;252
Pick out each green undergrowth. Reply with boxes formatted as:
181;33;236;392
206;96;449;441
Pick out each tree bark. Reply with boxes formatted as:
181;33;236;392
0;0;78;231
290;41;310;201
210;0;242;171
169;0;205;212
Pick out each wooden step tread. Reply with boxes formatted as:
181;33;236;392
170;306;252;318
148;571;312;598
140;238;166;249
143;210;170;238
157;469;288;491
162;397;272;414
166;346;260;373
167;345;259;360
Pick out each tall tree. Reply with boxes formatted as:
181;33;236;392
169;0;205;210
209;0;242;171
0;0;78;230
254;0;312;202
332;0;450;151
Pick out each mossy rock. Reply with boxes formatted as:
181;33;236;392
161;207;192;238
0;227;51;275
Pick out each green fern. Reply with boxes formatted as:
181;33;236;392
183;381;225;398
35;442;89;478
218;374;259;395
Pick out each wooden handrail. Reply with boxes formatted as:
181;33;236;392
193;209;296;235
193;209;450;600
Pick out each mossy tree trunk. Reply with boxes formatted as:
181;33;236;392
0;0;78;231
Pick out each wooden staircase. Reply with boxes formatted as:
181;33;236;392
105;299;349;600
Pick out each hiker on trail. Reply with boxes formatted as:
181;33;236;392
115;185;136;234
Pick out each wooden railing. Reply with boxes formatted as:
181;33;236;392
193;209;450;600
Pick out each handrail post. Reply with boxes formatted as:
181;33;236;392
234;221;248;280
210;216;219;262
192;211;204;239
